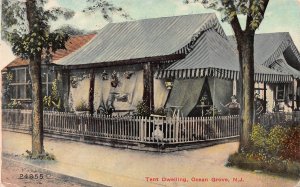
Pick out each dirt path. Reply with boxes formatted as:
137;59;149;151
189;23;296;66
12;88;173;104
2;131;299;187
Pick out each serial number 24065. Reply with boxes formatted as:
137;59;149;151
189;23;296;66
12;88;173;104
19;173;45;180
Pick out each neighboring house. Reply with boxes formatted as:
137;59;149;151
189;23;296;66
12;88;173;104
1;34;96;108
2;13;300;117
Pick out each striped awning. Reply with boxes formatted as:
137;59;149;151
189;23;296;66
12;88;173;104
155;68;293;83
156;30;294;83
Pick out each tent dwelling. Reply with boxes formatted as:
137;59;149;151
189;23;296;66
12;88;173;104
157;30;300;116
1;34;96;108
3;13;300;118
54;13;228;115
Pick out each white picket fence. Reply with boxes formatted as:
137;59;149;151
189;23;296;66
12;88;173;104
2;109;240;144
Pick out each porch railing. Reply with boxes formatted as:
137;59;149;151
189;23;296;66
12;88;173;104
2;109;240;144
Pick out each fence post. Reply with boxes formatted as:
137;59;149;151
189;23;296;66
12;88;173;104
175;117;179;142
139;116;144;142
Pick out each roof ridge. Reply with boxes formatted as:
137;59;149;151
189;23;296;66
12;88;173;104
107;13;216;25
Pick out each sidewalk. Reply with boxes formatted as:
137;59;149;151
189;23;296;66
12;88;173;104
2;131;299;187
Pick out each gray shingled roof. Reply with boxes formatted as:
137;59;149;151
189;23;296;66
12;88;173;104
157;30;294;83
55;13;226;66
228;32;300;79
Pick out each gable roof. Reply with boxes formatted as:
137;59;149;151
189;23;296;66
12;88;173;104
157;30;294;83
2;34;96;71
228;32;300;68
55;13;226;67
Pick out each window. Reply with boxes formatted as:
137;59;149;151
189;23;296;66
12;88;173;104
42;67;55;96
9;68;31;100
9;66;56;101
276;84;285;100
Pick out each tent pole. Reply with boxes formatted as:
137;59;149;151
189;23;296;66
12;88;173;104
213;72;216;118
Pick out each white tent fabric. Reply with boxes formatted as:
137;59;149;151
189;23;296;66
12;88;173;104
165;78;204;116
153;79;170;109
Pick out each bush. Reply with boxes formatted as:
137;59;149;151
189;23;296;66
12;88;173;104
7;99;23;109
266;125;287;155
250;124;267;150
228;123;300;178
227;152;300;178
136;101;150;116
280;127;300;161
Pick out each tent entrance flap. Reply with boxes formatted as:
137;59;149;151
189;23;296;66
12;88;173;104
165;78;204;116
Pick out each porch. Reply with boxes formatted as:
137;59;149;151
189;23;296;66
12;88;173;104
2;109;300;152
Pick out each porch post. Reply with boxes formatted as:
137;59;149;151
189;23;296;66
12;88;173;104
293;78;297;110
263;83;267;113
57;68;70;111
143;62;154;113
233;78;237;96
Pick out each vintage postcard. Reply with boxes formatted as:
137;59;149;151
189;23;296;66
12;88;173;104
1;0;300;186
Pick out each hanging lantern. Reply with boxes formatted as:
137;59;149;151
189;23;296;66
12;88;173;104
165;79;174;90
102;70;108;80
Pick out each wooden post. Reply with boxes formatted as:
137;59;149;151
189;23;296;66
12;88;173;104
143;62;154;113
293;79;297;110
57;68;70;111
233;78;237;96
263;83;267;113
89;69;95;115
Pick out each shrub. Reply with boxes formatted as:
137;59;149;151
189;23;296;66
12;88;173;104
280;127;300;161
250;124;267;150
7;99;23;109
136;101;150;116
266;125;287;155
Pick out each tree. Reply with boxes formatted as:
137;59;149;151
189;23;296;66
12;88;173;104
2;0;127;158
186;0;270;151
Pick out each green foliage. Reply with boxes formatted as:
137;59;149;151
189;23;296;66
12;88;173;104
136;101;150;117
281;127;300;161
250;124;267;149
266;125;287;154
227;152;300;178
7;99;23;109
24;150;56;160
75;100;89;111
83;0;131;21
2;72;14;106
228;123;300;177
43;79;62;111
186;0;268;30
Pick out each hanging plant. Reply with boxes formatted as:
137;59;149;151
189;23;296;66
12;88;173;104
102;70;108;80
111;71;119;88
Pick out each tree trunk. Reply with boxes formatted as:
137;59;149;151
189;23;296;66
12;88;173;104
29;56;44;157
236;32;255;152
26;0;44;158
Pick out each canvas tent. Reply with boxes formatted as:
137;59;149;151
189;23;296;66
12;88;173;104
157;30;299;116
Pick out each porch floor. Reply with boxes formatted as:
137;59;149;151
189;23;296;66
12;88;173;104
2;131;298;187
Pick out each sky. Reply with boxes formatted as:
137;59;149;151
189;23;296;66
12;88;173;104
1;0;300;69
